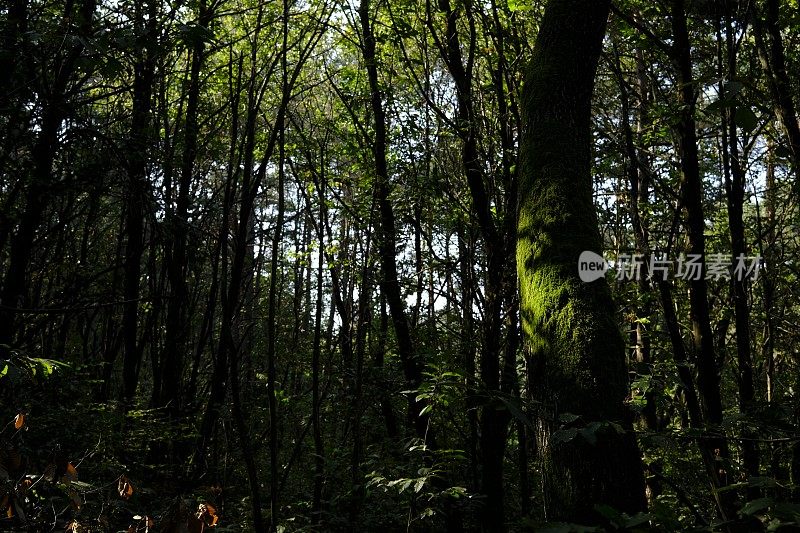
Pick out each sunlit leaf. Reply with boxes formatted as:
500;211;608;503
507;0;532;11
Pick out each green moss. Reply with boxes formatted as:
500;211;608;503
516;2;646;514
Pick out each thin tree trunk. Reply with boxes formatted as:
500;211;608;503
0;0;97;351
358;0;428;438
429;0;513;524
161;0;213;414
670;0;733;520
719;10;759;489
122;0;156;404
753;0;800;181
266;1;291;524
311;168;325;523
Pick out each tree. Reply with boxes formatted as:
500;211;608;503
517;0;646;522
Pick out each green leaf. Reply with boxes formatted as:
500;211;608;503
723;81;743;96
496;396;532;427
748;476;781;489
447;486;467;499
538;523;599;533
559;413;580;424
624;512;653;528
579;427;597;445
773;502;800;520
551;428;578;445
734;107;758;132
740;497;772;516
177;23;215;47
28;358;68;377
507;0;532;11
594;503;623;524
705;98;736;112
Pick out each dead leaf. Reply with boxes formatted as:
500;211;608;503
118;475;134;500
1;494;12;518
62;462;78;484
48;450;75;483
13;413;25;430
197;503;218;527
17;478;32;494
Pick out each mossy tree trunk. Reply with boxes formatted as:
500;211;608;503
517;0;646;522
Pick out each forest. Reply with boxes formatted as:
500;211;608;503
2;0;800;530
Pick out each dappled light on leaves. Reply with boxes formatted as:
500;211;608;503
1;0;800;528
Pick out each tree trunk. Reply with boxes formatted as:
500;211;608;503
670;0;734;520
122;0;156;404
719;10;759;489
753;0;800;182
311;171;325;523
160;0;212;413
358;0;428;438
430;0;515;524
518;0;646;522
0;0;97;353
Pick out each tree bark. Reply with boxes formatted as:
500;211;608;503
122;0;156;404
719;10;759;489
518;0;646;522
669;0;735;520
358;0;428;439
